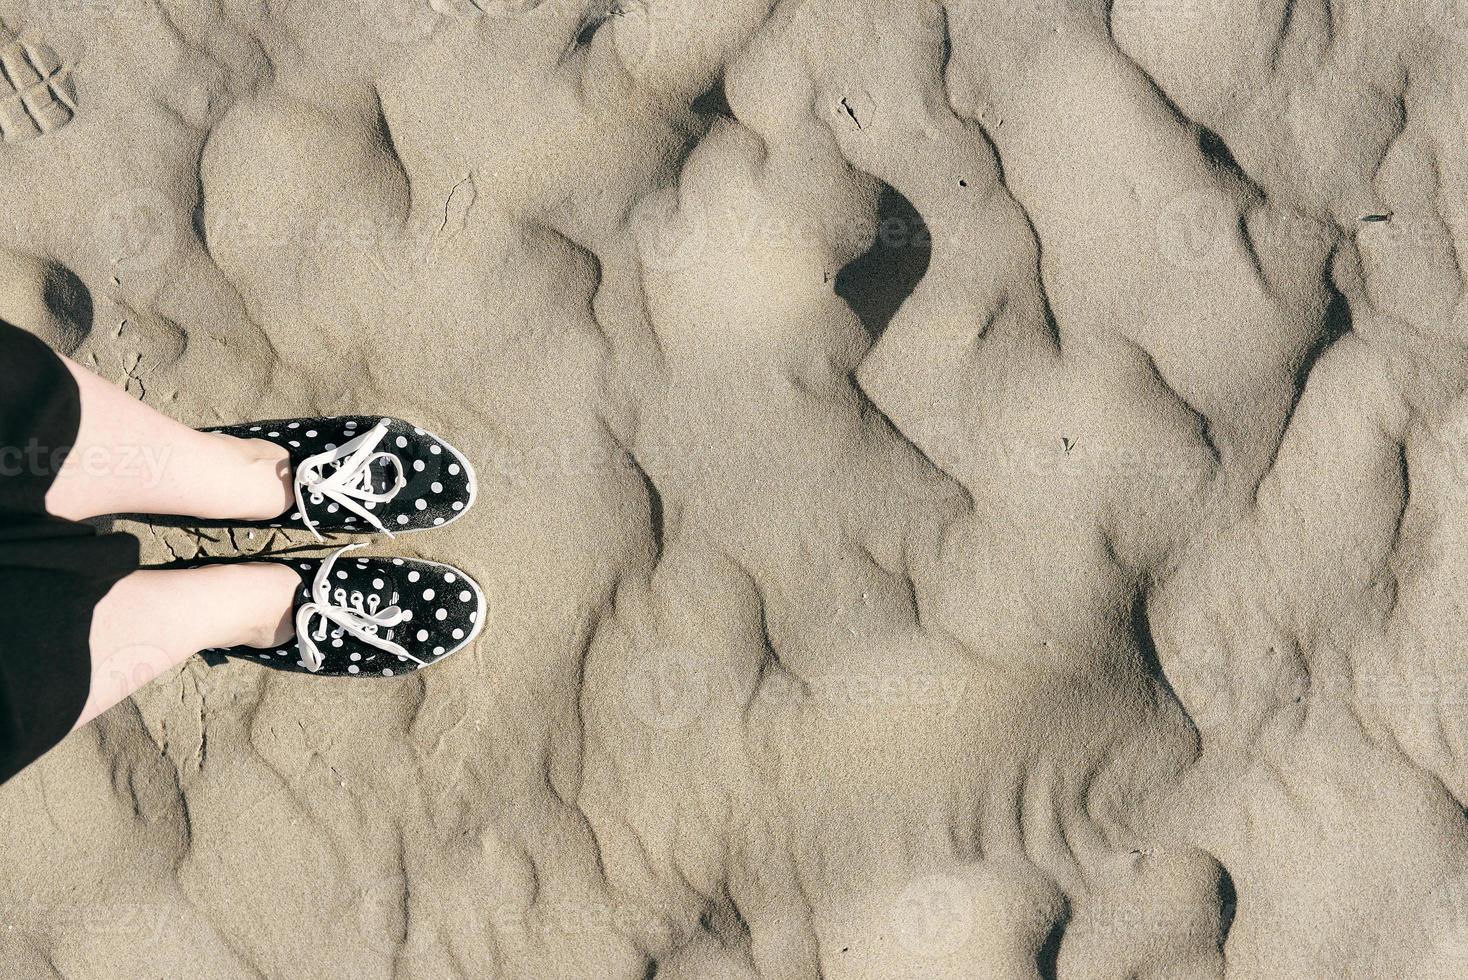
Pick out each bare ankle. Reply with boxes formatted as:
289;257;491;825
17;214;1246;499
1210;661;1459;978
217;435;293;521
234;563;300;649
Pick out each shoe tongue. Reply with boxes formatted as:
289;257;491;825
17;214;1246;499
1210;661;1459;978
367;456;398;495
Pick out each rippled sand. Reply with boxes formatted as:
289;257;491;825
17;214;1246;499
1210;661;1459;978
2;1;1468;976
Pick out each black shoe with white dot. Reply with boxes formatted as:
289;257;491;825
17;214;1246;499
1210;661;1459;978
204;416;475;540
210;545;485;677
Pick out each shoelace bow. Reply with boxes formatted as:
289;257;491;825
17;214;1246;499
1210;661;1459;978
296;544;428;673
293;419;406;541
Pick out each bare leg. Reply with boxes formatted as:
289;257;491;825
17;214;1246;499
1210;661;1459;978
74;563;300;730
44;353;294;522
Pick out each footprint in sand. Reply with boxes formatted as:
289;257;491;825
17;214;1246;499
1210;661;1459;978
0;26;76;144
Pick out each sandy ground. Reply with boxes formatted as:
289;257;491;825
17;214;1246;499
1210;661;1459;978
2;0;1468;976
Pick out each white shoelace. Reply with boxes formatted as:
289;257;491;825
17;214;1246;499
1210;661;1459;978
296;544;428;673
293;420;406;541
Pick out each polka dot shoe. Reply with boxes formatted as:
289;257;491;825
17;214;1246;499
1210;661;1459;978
211;544;485;676
205;416;475;540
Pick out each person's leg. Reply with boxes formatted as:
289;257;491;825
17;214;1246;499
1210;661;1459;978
73;562;300;730
43;353;294;522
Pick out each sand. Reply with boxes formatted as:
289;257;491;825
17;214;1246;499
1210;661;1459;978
0;0;1466;976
